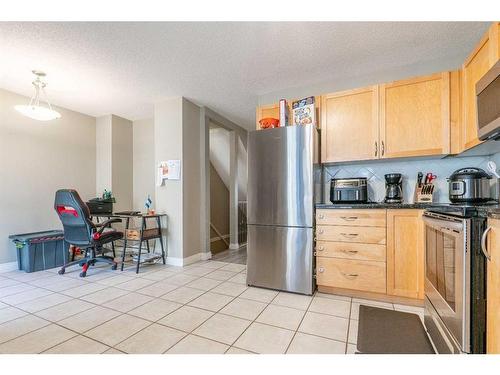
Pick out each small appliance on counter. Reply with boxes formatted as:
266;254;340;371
330;177;368;204
448;167;492;204
384;173;403;203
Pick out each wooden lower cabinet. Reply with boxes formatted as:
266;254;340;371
386;209;425;300
487;218;500;354
315;241;386;262
316;225;386;244
315;208;425;303
316;209;386;227
317;257;386;294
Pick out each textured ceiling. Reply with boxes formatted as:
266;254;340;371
0;22;490;130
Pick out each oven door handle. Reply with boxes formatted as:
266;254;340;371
422;216;464;234
481;226;492;261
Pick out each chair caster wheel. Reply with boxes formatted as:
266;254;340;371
79;271;87;278
58;268;65;275
111;263;118;271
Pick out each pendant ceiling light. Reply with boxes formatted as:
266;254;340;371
14;70;61;121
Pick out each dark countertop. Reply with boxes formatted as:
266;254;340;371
315;202;445;210
316;202;500;218
481;206;500;219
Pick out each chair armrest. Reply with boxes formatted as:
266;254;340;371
95;218;122;235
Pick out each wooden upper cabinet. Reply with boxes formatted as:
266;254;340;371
321;86;379;163
380;72;451;159
255;103;280;130
386;209;425;300
487;218;500;354
462;22;500;150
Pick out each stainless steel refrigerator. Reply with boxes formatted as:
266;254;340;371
246;124;320;295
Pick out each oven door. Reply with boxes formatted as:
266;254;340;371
423;213;470;352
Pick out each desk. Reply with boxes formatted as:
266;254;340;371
92;212;167;274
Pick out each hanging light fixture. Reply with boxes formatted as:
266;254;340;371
14;70;61;121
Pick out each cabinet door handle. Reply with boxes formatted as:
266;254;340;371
341;273;359;278
375;141;378;157
318;229;324;234
381;141;385;156
341;249;358;254
318;267;325;273
481;226;492;261
340;233;358;238
316;245;324;251
340;216;358;221
318;214;325;219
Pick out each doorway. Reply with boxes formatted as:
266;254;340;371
209;123;231;255
200;107;248;264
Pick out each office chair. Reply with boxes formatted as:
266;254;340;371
54;189;123;277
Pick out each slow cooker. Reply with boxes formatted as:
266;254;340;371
448;167;492;203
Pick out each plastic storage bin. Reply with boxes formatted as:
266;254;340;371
9;230;69;273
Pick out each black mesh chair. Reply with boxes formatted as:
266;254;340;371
54;189;123;277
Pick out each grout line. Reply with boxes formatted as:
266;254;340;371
345;299;354;354
43;263;239;352
0;259;416;354
284;292;316;354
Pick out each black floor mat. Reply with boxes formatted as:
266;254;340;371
356;305;435;354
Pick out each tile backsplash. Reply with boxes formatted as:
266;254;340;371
322;152;500;204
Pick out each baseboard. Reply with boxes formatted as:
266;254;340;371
0;261;18;273
166;252;212;267
229;243;240;250
200;252;212;261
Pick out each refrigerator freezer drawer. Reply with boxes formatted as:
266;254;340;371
247;224;314;295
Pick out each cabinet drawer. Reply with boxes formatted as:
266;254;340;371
316;257;387;294
316;225;386;244
316;209;386;227
315;241;386;262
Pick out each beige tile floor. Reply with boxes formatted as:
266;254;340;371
0;259;423;354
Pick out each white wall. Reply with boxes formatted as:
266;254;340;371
182;99;202;259
0;88;96;263
95;115;133;212
209;126;247;201
95;115;112;195
133;118;155;211
110;115;133;212
154;97;204;264
154;98;184;261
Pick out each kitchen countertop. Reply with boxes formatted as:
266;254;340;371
482;206;500;219
315;202;445;209
316;202;500;218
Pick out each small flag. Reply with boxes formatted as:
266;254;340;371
145;195;152;210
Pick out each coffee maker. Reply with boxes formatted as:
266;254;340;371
384;173;403;203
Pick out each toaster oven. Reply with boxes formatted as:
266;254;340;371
330;178;368;203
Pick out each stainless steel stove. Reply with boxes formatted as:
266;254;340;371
422;203;496;354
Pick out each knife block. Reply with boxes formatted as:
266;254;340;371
414;183;434;203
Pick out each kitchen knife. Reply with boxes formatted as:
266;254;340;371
417;172;423;187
